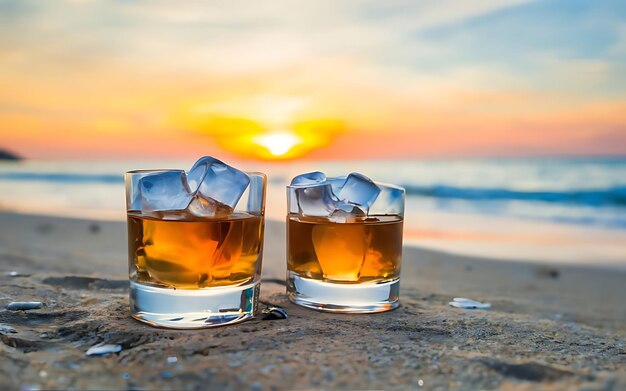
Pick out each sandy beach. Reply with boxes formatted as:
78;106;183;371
0;211;625;390
3;0;626;388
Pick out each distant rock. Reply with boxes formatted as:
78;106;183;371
0;149;21;161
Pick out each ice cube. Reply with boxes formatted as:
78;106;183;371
137;171;192;212
187;194;234;218
326;176;347;197
126;171;153;211
328;209;356;223
368;183;405;215
337;173;381;211
290;171;326;186
295;183;338;216
329;202;366;223
335;201;366;215
187;157;250;209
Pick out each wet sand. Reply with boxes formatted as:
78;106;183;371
0;211;624;390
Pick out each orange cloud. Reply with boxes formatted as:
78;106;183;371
1;38;624;160
172;115;344;160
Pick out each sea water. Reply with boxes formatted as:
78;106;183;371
1;157;625;264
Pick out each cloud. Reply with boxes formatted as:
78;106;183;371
0;0;531;73
1;0;625;159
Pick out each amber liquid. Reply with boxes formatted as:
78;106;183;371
287;215;403;283
127;211;264;289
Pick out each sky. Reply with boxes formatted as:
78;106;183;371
0;0;625;161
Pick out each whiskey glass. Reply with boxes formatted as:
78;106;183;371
286;172;404;313
125;159;266;328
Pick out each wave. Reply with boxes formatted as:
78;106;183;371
2;171;625;209
0;172;122;184
402;184;626;208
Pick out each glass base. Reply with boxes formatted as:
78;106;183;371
129;280;259;329
287;273;400;313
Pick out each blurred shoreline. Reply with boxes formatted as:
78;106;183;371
1;157;625;268
2;207;625;270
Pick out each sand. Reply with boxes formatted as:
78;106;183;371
0;211;624;390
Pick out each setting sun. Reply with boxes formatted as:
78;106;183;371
251;131;303;157
174;107;345;160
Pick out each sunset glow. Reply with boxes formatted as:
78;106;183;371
252;131;303;158
0;1;624;160
183;116;344;161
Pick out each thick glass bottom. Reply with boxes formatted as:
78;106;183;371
129;280;259;329
287;273;400;313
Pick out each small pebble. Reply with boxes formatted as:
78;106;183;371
86;344;122;356
535;266;560;279
259;364;274;375
7;271;31;277
261;306;288;320
0;324;17;334
6;302;43;311
249;381;263;391
228;360;243;367
448;297;491;310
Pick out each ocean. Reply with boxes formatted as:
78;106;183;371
1;157;625;265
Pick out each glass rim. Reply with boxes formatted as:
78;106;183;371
125;169;267;178
125;168;185;175
286;179;405;192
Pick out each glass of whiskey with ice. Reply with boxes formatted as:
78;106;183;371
125;157;266;328
287;172;405;313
